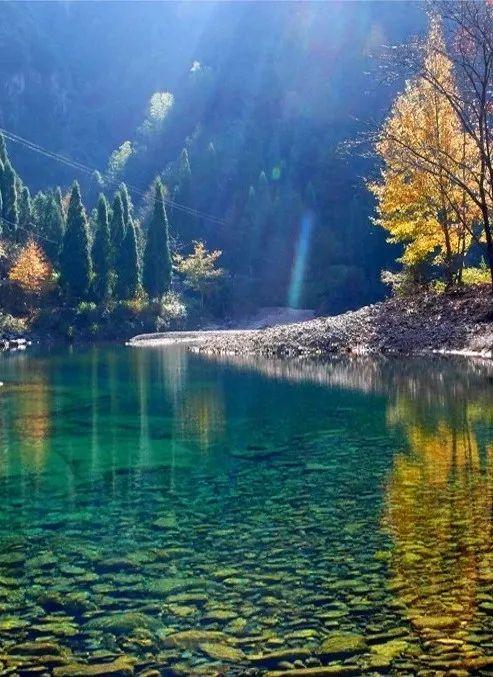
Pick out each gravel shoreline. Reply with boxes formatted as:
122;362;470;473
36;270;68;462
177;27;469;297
130;287;493;359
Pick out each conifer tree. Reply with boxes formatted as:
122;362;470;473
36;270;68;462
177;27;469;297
119;182;133;227
60;182;92;299
92;194;112;302
54;186;64;216
18;185;32;239
110;192;126;260
116;219;139;298
0;134;7;166
41;195;65;266
2;161;18;238
143;179;172;298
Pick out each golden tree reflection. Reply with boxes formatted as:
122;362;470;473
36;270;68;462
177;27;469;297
177;386;225;452
384;396;493;650
0;355;53;475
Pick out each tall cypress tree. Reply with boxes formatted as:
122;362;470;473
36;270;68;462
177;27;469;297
0;134;7;165
18;185;32;241
41;195;65;265
116;219;139;299
92;194;112;302
54;186;64;217
110;192;126;261
143;179;172;299
119;182;133;228
60;182;92;299
2;161;18;238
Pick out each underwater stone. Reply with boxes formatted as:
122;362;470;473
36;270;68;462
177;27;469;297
153;515;178;529
160;630;228;649
53;656;134;676
249;648;312;667
0;617;30;632
37;591;94;616
147;577;205;595
85;612;161;635
7;642;67;657
411;615;460;630
265;667;362;676
318;633;367;658
198;642;245;662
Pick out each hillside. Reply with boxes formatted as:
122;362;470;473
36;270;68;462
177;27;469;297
0;1;425;314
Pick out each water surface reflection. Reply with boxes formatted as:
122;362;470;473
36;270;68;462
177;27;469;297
0;347;490;673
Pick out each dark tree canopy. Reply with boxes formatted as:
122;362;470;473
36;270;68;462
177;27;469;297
92;194;112;302
2;161;18;237
143;179;172;298
39;194;64;264
119;182;133;228
60;181;92;299
110;192;126;260
116;218;139;299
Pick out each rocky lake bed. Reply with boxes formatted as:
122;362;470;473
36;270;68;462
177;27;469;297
0;341;492;676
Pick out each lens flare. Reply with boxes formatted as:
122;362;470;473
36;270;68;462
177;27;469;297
288;212;313;308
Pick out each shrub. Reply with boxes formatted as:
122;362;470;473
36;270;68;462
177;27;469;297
462;263;491;286
156;291;187;330
381;269;427;297
122;287;149;314
0;313;28;336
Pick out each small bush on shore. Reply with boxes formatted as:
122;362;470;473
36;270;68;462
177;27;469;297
0;313;28;336
461;265;491;286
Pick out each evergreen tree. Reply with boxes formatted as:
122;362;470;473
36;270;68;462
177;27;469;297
110;192;126;260
92;194;112;302
41;195;65;265
54;186;64;216
18;185;32;240
119;182;133;227
2;161;18;238
116;218;139;298
60;182;92;299
143;179;172;298
0;134;7;166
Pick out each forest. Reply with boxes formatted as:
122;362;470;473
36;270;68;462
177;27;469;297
0;2;492;341
0;1;426;339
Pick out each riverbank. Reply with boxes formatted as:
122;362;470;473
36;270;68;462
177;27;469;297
130;287;493;358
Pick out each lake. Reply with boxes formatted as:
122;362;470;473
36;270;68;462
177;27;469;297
0;345;492;675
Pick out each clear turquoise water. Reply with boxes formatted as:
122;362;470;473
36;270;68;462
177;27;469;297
0;345;492;674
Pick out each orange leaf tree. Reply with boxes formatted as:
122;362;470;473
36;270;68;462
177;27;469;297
9;240;54;297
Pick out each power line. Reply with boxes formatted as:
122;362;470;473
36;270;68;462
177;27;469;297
0;127;226;225
1;216;59;245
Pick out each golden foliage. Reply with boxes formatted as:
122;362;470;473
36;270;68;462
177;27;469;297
370;16;480;280
8;240;54;295
174;241;224;297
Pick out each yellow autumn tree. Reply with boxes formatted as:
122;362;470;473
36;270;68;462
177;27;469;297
370;16;480;286
9;239;54;297
174;241;224;308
